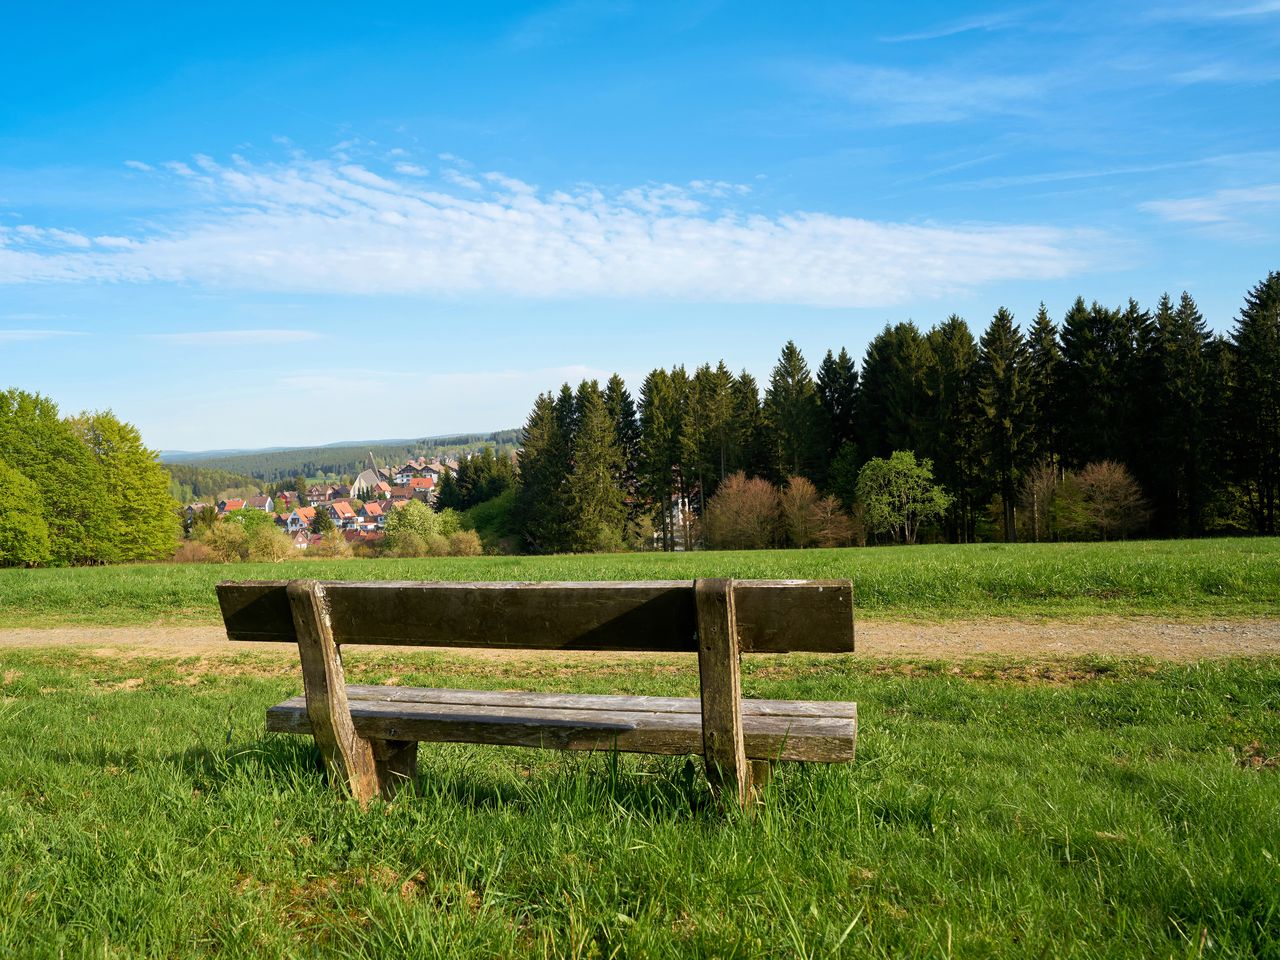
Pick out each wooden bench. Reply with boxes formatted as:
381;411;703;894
216;578;857;808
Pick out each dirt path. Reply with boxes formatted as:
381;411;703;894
2;618;1278;661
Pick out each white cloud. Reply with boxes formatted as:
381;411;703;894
807;63;1045;124
879;10;1026;43
0;329;83;343
146;329;328;347
0;153;1098;308
124;160;153;171
394;163;429;177
1140;184;1280;223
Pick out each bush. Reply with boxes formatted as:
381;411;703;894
779;477;822;548
203;522;248;562
308;534;352;558
246;526;294;563
171;540;213;563
426;534;451;557
703;472;780;550
1061;461;1151;541
387;531;428;558
449;530;483;556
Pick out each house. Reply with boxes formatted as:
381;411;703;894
217;498;246;515
276;491;296;510
291;530;311;550
307;484;336;504
327;500;358;528
247;495;274;512
351;451;395;500
284;506;316;534
408;477;435;496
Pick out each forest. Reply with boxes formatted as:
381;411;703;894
511;272;1280;553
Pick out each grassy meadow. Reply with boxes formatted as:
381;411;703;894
1;537;1278;628
0;648;1277;957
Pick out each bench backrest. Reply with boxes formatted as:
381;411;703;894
217;579;854;654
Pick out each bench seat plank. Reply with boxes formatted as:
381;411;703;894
338;685;858;719
266;691;856;763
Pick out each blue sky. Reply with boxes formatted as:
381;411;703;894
2;1;1278;451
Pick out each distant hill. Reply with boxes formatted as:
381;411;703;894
161;430;521;484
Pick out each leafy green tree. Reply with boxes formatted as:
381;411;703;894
855;450;952;545
0;389;115;564
383;499;441;551
924;315;982;542
762;341;824;481
0;460;51;566
565;381;626;552
223;508;278;535
978;307;1032;541
514;391;572;553
69;409;181;562
1229;270;1280;533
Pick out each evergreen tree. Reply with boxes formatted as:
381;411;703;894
514;392;572;552
858;322;932;463
0;389;115;564
1229;270;1280;533
638;368;684;550
433;465;461;511
69;410;181;562
1025;302;1062;469
761;340;824;481
1058;298;1130;467
924;315;983;541
978;307;1032;541
566;381;626;551
816;348;859;486
681;361;735;503
1150;292;1213;535
603;374;643;542
729;371;766;477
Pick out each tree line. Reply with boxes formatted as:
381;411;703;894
511;271;1280;552
1;390;180;566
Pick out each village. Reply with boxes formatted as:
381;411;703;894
183;454;458;550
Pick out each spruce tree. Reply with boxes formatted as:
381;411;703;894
1025;302;1062;469
924;315;983;542
565;381;626;552
858;322;932;463
1229;270;1280;533
978;307;1031;541
638;368;683;550
729;371;766;477
762;340;824;482
681;361;735;503
816;348;859;486
603;373;643;543
514;391;572;552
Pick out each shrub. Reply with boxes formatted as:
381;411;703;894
1062;461;1151;541
203;522;248;562
246;526;294;563
426;534;451;557
779;476;823;548
308;534;352;558
388;531;428;558
449;530;483;556
703;472;780;550
813;495;857;547
171;540;212;563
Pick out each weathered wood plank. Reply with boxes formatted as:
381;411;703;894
334;685;858;719
371;739;418;800
696;578;749;806
217;579;855;654
266;697;856;763
288;580;380;804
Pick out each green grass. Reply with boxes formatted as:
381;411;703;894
0;648;1276;957
1;538;1278;628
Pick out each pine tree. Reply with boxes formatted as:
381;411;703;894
603;373;643;544
729;371;766;477
639;368;684;550
762;341;824;481
1229;270;1280;533
514;391;572;552
858;322;932;463
1025;302;1062;469
1058;298;1130;467
816;348;859;486
1150;292;1213;535
565;381;626;552
681;361;735;503
924;315;983;541
978;307;1031;541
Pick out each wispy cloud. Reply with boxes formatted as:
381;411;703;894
805;63;1045;124
505;0;632;49
146;329;328;347
0;329;84;343
394;162;429;177
1140;183;1280;223
880;9;1027;43
1148;1;1280;20
124;160;153;172
0;153;1099;308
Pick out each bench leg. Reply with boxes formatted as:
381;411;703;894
373;739;418;800
288;580;380;805
695;578;750;808
750;759;772;798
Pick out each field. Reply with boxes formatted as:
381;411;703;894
1;537;1278;628
1;540;1278;957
